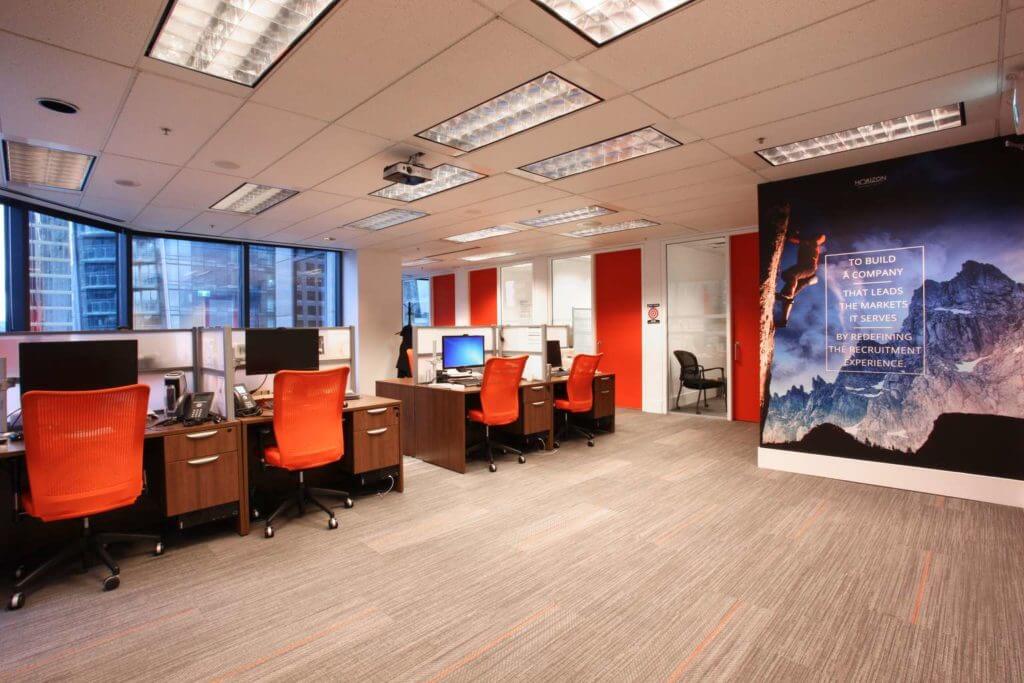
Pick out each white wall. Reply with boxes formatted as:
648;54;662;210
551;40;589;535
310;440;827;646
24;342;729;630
531;256;550;324
344;249;402;393
454;269;469;325
641;243;667;414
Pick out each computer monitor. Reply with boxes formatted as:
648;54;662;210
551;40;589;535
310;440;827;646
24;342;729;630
441;335;485;370
19;340;138;394
546;340;563;368
245;328;319;375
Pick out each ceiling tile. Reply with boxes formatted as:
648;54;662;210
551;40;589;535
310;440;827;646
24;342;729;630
582;159;757;202
498;0;595;59
179;211;249;236
1006;9;1024;57
220;191;352;239
82;153;178;204
188;102;326;179
150;168;250;210
251;0;494;121
405;173;535;213
254;125;391;190
0;32;133;150
105;73;243;166
2;187;82;209
77;195;146;222
132;205;201;231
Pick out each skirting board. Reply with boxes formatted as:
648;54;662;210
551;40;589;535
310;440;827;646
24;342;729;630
758;447;1024;508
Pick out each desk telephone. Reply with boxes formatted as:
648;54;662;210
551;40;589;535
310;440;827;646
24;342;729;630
233;384;262;417
158;392;215;426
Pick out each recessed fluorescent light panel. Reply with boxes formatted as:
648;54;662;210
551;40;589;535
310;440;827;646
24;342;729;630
564;218;658;237
756;104;966;166
147;0;338;86
402;257;439;267
462;251;517;262
520;127;680;180
444;225;519;243
371;165;483;202
417;72;601;152
532;0;695;46
346;208;427;231
211;183;297;214
2;140;96;191
518;205;614;228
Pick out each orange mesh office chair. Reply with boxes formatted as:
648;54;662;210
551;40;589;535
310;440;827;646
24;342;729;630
9;384;162;611
467;355;528;472
554;353;602;448
407;348;415;379
262;367;352;538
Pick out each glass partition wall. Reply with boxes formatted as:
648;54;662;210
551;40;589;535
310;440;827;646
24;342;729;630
500;263;533;324
551;255;594;354
666;238;729;417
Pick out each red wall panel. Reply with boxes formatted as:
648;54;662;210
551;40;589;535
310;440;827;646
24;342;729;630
730;233;760;422
595;249;643;409
469;268;498;326
431;274;455;327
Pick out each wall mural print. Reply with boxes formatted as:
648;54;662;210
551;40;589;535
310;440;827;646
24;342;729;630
758;138;1024;480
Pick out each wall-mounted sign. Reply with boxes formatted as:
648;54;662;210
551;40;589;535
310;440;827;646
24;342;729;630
646;303;660;324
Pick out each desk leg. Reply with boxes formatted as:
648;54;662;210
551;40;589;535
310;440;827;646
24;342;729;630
396;450;405;493
236;426;250;536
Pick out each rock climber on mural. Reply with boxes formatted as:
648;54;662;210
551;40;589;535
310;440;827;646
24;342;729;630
776;229;826;328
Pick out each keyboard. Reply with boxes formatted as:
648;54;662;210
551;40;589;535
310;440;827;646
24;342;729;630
450;377;481;387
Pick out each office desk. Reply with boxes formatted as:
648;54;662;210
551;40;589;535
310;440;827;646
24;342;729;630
1;419;248;535
376;373;615;474
237;396;404;524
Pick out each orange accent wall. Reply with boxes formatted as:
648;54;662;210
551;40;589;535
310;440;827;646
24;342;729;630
594;249;642;409
469;268;498;325
431;274;455;327
730;233;760;422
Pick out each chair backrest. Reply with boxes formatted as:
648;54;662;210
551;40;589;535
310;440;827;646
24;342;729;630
22;384;150;521
674;350;700;379
273;367;348;465
479;355;528;425
406;348;415;376
566;353;602;410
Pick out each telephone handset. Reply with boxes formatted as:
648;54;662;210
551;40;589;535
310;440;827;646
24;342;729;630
233;384;262;417
159;392;215;426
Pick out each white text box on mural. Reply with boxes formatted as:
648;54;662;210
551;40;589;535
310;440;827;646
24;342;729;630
824;246;925;375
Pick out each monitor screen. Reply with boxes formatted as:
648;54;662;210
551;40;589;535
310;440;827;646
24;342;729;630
245;328;320;375
19;340;138;394
546;340;563;368
441;335;485;370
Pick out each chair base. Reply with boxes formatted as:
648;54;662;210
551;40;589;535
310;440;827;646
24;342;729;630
467;425;523;472
9;518;162;611
264;471;353;538
675;385;726;414
555;411;595;448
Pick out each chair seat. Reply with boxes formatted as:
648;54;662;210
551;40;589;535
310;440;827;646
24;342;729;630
467;408;517;427
683;378;724;390
23;488;138;523
264;445;342;472
554;398;591;413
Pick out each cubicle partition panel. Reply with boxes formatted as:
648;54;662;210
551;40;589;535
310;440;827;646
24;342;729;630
198;326;233;419
0;329;197;417
498;325;546;380
411;325;497;382
229;326;356;399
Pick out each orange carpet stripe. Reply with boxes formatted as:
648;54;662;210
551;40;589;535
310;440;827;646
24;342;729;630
426;603;558;683
910;550;933;626
653;507;714;546
666;600;743;683
791;500;828;540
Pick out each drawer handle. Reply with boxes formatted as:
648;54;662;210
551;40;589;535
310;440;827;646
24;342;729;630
600;390;610;394
185;430;218;440
531;401;546;406
530;386;544;391
366;408;388;415
599;376;611;381
187;455;220;466
367;427;388;436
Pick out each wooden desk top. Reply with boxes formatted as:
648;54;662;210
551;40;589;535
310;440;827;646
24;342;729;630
236;394;401;426
376;372;614;394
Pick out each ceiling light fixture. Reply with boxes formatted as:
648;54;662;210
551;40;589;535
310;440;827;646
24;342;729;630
564;218;659;237
36;98;79;115
2;140;96;191
346;208;428;231
147;0;339;87
462;251;517;262
518;205;614;227
371;164;484;202
417;72;601;152
532;0;695;46
210;182;298;214
756;103;966;166
444;225;519;243
402;257;440;267
520;127;680;180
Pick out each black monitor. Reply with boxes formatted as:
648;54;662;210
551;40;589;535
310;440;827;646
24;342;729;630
245;328;319;375
546;340;563;368
19;340;138;394
441;335;485;370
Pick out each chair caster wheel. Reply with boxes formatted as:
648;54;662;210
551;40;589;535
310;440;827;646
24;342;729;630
103;575;120;592
518;455;526;464
252;509;260;520
587;440;594;447
344;498;354;509
8;592;24;610
13;565;24;581
154;541;164;556
489;463;497;473
264;526;275;539
328;517;338;530
553;441;560;449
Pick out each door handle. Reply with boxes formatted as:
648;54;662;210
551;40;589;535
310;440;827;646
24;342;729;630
734;341;740;361
187;455;220;466
185;430;218;440
530;386;544;391
600;390;610;395
367;427;388;436
367;408;388;415
531;401;546;406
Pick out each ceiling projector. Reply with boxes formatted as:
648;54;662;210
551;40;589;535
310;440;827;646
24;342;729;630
384;153;432;186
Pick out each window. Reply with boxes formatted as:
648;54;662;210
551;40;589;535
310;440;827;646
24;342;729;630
132;235;242;329
500;263;533;324
401;277;430;325
551;255;593;352
249;245;339;327
28;211;120;331
0;203;6;332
